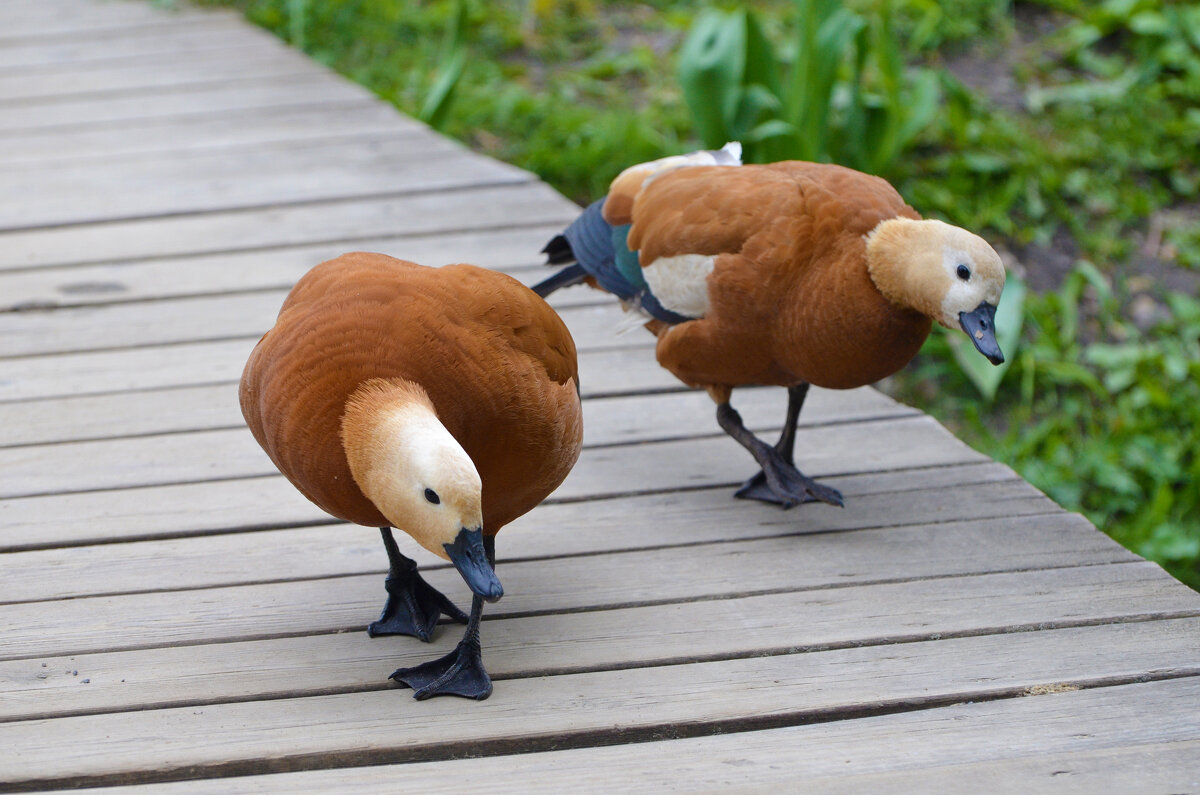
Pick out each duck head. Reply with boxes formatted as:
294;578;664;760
341;378;503;602
866;218;1007;365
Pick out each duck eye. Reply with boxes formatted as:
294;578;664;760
424;488;440;505
956;264;971;281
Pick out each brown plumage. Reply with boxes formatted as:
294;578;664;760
241;251;582;700
536;150;1007;509
624;161;929;391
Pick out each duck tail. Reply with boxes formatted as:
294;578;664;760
537;198;640;302
531;263;587;298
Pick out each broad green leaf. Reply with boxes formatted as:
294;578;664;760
678;10;746;149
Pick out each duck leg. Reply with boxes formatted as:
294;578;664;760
389;535;496;700
718;384;844;509
368;527;468;642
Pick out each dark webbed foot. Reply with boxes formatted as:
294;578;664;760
717;384;844;510
734;460;844;508
391;595;492;700
368;528;467;642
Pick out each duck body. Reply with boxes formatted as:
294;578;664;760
241;252;582;699
535;148;1006;508
242;252;582;534
631;161;930;391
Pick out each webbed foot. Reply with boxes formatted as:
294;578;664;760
734;464;844;508
367;568;468;642
391;594;492;700
368;527;467;642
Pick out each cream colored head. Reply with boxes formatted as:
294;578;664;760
865;218;1006;329
340;379;483;561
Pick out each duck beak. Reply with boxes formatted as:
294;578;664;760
444;527;503;602
958;302;1004;365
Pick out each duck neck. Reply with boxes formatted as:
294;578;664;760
340;379;460;526
864;217;942;319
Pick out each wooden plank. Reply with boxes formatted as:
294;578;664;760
3;597;1196;729
0;531;1147;661
0;2;218;40
0;10;237;49
0;413;978;500
0;369;910;447
0;339;667;403
0;478;1055;604
0;137;532;231
0;338;260;402
0;15;263;70
0;221;572;311
0;293;627;359
0;44;328;105
0;102;422;168
0;180;575;270
0;461;1024;552
71;678;1200;794
0;73;375;135
0;597;1194;789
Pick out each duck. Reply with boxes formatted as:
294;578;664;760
240;252;583;700
534;145;1006;509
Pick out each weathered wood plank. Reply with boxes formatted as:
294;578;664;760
0;294;663;360
0;370;910;447
0;73;374;135
0;137;532;231
0;477;1054;604
71;677;1200;794
0;180;573;271
2;601;1195;731
0;530;1145;661
0;1;218;41
0;222;572;312
0;461;1022;552
0;339;258;402
0;413;976;500
0;30;321;103
0;339;667;403
0;102;421;169
0;597;1194;789
0;15;260;70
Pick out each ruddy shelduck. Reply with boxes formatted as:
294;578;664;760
241;252;583;699
535;145;1006;508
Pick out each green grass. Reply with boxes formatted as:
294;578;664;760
198;0;1200;589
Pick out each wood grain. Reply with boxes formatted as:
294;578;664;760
0;604;1195;789
69;677;1200;794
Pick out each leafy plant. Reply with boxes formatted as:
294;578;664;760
418;0;469;130
893;262;1200;590
676;0;941;175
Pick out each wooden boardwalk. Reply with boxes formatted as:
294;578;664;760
2;1;1198;790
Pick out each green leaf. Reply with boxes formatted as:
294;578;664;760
418;0;468;130
678;10;746;149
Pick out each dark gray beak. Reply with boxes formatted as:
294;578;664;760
958;302;1005;365
444;527;503;602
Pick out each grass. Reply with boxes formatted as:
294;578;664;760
196;0;1200;589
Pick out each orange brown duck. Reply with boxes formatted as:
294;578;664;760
241;252;583;700
535;145;1007;508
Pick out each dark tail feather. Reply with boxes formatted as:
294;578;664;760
541;234;575;265
532;263;588;298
